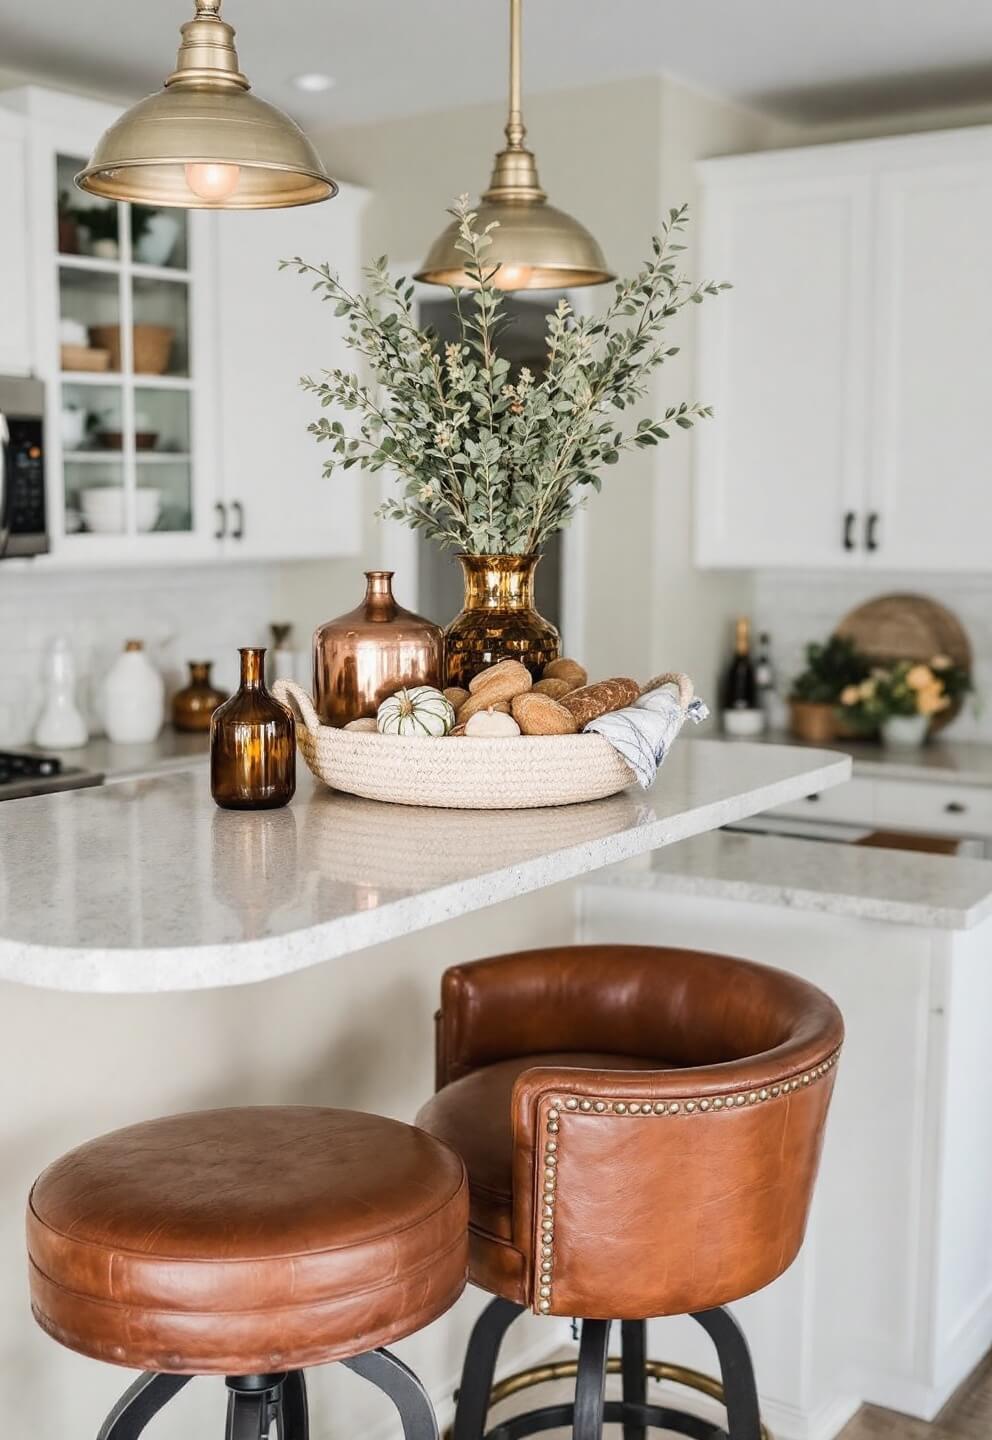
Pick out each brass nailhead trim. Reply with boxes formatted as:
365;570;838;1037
534;1048;841;1314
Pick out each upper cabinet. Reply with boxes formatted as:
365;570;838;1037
0;108;32;375
694;126;992;573
213;183;367;561
0;85;365;568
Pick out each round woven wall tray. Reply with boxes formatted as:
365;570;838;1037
834;593;971;733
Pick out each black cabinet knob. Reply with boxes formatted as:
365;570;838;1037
865;512;880;551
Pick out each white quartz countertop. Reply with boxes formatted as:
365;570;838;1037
583;828;992;930
28;727;210;781
711;730;992;788
0;739;848;994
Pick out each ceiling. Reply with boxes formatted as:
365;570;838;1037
2;0;992;129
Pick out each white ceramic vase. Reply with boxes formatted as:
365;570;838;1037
881;713;929;749
34;637;88;749
102;641;165;743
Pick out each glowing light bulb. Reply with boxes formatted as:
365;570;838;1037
494;263;533;290
184;162;242;202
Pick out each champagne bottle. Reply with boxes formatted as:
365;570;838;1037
722;618;758;712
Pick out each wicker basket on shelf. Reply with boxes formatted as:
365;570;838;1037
273;675;695;811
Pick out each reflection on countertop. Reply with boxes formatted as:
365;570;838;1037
0;739;849;993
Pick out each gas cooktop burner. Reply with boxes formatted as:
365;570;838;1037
0;750;62;785
0;750;103;802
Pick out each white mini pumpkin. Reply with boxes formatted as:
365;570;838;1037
464;708;521;738
377;685;455;737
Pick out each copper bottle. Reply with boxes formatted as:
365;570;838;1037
313;571;444;727
173;661;228;732
210;647;296;810
444;554;560;689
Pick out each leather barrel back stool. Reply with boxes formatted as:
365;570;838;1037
416;945;844;1440
26;1107;468;1440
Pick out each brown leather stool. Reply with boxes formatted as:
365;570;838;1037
27;1107;468;1440
416;945;843;1440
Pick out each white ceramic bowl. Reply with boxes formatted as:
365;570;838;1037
80;487;161;534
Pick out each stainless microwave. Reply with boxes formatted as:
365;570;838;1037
0;375;47;559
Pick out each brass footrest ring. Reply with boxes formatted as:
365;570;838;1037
447;1358;772;1440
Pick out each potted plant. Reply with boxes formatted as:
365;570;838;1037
285;196;728;686
75;203;121;259
788;636;870;742
839;657;970;748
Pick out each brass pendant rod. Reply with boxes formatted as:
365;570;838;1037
505;0;526;151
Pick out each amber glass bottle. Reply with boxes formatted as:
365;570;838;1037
173;661;228;732
210;648;296;810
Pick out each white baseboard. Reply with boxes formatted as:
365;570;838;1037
857;1287;992;1422
760;1391;862;1440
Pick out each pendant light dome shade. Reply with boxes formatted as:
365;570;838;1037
75;0;336;210
416;0;612;290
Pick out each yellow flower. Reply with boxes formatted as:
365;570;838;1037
906;664;934;691
859;679;876;700
917;685;947;716
840;685;861;706
931;654;953;670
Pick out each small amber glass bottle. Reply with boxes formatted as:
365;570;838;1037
210;647;296;810
173;661;228;732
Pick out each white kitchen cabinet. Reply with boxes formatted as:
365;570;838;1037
4;86;220;566
213;182;367;560
870;132;992;571
0;107;33;375
694;163;872;569
695;126;992;573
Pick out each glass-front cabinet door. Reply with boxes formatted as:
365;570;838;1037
52;150;211;557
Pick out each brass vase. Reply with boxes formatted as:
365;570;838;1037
444;554;560;689
173;661;228;732
210;648;296;811
313;571;444;727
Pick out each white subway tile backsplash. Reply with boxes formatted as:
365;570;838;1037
0;563;284;746
754;571;992;742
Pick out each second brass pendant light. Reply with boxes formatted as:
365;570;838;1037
417;0;613;290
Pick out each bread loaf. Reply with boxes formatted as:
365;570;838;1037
560;678;640;728
511;693;578;736
467;659;533;701
532;677;573;700
457;692;514;723
543;658;588;689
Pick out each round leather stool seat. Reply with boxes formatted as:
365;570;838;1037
27;1106;468;1375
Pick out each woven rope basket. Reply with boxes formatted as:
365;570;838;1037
273;674;693;811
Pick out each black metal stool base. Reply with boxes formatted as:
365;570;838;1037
95;1347;438;1440
452;1299;769;1440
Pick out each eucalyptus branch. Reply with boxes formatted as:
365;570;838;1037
285;194;728;555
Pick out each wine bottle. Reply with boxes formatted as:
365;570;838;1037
722;618;758;711
755;631;775;715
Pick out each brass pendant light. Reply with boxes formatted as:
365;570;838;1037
75;0;336;210
416;0;612;290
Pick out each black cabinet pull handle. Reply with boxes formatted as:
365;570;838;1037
805;793;821;803
214;501;227;541
865;512;880;551
843;511;856;551
231;500;244;541
945;801;967;814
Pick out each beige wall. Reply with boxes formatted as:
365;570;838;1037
282;74;781;701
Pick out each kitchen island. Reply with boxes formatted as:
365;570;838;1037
581;830;992;1439
0;739;847;1440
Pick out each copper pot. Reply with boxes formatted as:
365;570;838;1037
313;571;444;727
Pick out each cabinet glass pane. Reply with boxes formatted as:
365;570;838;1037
57;154;120;260
61;381;123;455
131;204;188;271
138;459;191;533
131;276;189;377
133;386;191;454
59;269;121;373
